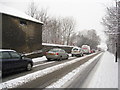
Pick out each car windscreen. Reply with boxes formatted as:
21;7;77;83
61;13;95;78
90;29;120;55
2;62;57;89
9;51;21;59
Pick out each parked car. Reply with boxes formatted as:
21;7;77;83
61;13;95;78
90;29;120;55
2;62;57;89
71;47;83;57
0;49;33;75
46;48;69;61
81;45;91;54
90;49;96;53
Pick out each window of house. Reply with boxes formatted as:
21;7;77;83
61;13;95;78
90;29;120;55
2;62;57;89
20;20;27;25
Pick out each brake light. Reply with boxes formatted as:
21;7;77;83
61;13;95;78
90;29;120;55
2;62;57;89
83;48;87;49
56;53;59;55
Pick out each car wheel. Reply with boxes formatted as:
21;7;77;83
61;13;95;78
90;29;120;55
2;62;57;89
47;58;51;61
72;54;74;57
66;57;69;59
66;55;69;59
58;56;62;61
26;63;32;71
80;54;83;57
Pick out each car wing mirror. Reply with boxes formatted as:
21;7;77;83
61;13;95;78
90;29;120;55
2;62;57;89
21;54;26;59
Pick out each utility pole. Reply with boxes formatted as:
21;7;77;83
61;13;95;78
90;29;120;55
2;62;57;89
115;43;117;62
115;0;118;62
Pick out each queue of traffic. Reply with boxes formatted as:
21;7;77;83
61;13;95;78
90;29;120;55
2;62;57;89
0;45;97;76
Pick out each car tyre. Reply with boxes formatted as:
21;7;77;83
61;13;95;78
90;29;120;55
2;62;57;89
66;57;69;59
58;56;62;61
66;55;69;59
47;58;51;61
72;54;74;57
26;63;32;71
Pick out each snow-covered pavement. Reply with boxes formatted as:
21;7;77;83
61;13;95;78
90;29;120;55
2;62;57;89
81;51;118;88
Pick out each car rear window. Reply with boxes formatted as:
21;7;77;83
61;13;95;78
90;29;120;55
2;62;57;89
73;48;79;50
49;49;60;52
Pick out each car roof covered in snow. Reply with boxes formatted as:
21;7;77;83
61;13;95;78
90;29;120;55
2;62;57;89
0;49;16;52
0;4;43;24
42;43;74;48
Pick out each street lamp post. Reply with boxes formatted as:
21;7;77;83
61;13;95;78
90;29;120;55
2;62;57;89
115;0;118;62
115;42;117;62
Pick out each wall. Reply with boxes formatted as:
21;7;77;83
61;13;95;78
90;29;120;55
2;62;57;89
25;45;73;58
2;14;42;53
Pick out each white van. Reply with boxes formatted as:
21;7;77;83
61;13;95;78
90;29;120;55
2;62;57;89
71;47;83;57
81;45;91;54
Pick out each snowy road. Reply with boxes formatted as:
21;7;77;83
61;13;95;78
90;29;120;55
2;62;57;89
46;52;103;88
1;52;100;89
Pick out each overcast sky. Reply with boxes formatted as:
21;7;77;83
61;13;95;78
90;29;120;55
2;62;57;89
0;0;115;50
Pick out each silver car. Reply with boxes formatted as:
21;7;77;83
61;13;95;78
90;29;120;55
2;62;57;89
46;48;69;61
71;47;83;57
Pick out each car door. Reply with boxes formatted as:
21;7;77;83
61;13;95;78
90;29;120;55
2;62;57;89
61;50;67;59
64;50;68;59
8;51;25;70
1;51;13;72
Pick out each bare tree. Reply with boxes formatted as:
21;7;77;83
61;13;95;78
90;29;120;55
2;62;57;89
102;1;118;54
26;2;76;46
46;18;62;44
26;2;38;18
69;33;77;46
86;29;100;48
75;30;100;49
61;17;76;45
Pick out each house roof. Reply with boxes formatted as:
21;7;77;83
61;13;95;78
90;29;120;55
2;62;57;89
0;4;43;24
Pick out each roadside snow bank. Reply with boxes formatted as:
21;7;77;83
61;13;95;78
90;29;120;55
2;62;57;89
1;53;98;89
32;56;47;63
